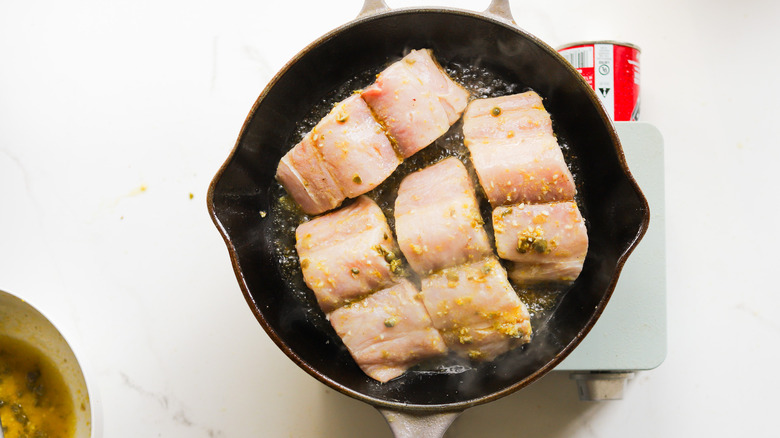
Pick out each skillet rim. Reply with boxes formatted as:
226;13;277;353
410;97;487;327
206;6;650;411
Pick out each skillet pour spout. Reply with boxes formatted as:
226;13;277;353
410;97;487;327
206;0;650;436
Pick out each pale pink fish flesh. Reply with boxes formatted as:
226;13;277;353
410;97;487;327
395;157;492;275
312;94;400;198
420;257;532;361
462;91;576;207
276;95;400;215
362;49;469;158
402;49;470;124
328;279;447;383
296;196;401;312
508;260;586;285
462;91;552;140
493;201;588;284
276;134;345;215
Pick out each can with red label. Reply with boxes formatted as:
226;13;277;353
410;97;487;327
557;41;641;121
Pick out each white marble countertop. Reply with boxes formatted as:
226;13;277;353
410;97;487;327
1;0;778;436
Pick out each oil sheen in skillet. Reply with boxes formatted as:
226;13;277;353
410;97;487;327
267;58;584;375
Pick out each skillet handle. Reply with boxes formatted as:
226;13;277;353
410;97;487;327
358;0;390;17
358;0;516;24
484;0;516;24
377;409;462;438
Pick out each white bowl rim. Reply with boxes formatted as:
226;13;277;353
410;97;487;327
0;289;103;438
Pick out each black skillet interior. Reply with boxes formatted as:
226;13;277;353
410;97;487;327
208;9;649;410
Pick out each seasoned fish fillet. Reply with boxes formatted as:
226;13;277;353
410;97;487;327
277;95;400;215
328;279;447;382
395;157;492;275
362;49;469;158
463;91;576;207
493;201;588;284
312;95;401;197
420;257;532;361
296;196;402;312
401;49;470;124
508;260;586;285
462;91;552;140
276;134;345;215
468;136;576;207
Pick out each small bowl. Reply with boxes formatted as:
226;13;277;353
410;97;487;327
0;289;101;437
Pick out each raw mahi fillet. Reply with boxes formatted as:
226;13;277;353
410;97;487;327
463;91;552;140
493;201;588;284
328;279;447;382
508;260;586;285
312;95;401;197
463;91;576;207
277;95;400;215
420;257;532;361
362;49;469;158
401;49;470;124
276;135;344;215
395;157;492;275
296;196;402;312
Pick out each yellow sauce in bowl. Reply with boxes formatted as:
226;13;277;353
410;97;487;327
0;335;75;438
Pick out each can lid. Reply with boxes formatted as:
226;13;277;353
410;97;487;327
557;40;641;52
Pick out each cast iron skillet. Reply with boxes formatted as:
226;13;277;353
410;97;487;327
207;0;649;436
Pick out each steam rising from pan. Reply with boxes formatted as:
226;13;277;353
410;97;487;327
268;55;582;386
208;8;648;410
